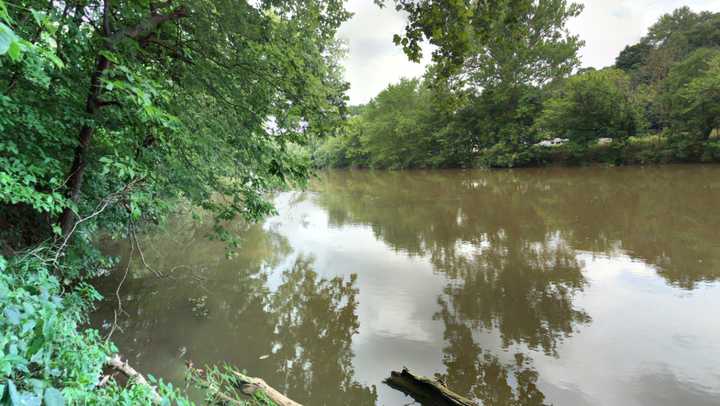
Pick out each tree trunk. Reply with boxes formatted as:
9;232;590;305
385;367;476;406
58;54;110;236
57;1;187;237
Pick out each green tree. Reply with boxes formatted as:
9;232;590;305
615;42;652;72
450;0;583;166
0;0;352;402
462;0;583;89
1;0;351;249
313;111;369;168
382;0;582;81
661;48;720;140
315;70;469;169
536;69;641;144
619;7;720;86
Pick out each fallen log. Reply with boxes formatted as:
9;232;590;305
186;362;303;406
385;367;476;406
106;354;162;403
105;356;302;405
231;371;302;406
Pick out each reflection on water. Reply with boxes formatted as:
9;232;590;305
93;166;720;405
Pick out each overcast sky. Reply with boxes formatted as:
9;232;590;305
337;0;720;105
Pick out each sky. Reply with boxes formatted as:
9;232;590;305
337;0;720;105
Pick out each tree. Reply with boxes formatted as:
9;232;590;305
662;48;720;140
463;0;583;89
615;42;652;72
382;1;582;82
357;79;427;169
439;0;583;166
0;0;351;249
536;69;641;144
618;8;720;86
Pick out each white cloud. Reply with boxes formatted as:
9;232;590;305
569;0;720;69
339;0;720;105
337;0;432;105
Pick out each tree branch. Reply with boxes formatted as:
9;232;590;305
109;6;188;45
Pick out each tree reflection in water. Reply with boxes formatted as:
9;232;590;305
314;167;720;289
94;221;376;405
94;166;720;405
314;170;600;404
435;236;590;356
269;256;377;405
315;170;591;352
437;301;547;406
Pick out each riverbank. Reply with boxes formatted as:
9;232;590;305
317;134;720;170
477;134;720;168
0;249;289;405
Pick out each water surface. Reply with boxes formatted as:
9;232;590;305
93;166;720;405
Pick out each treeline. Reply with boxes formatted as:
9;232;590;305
314;6;720;169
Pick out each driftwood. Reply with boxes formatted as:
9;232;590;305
105;356;302;405
385;367;476;406
231;371;302;406
106;354;162;403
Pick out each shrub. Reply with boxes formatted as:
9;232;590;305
0;254;190;405
536;69;643;145
661;49;720;140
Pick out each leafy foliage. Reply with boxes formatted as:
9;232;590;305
0;253;191;405
536;68;642;144
1;0;350;249
0;0;351;403
316;5;720;170
661;48;720;140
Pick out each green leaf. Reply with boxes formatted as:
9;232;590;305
30;10;46;26
6;380;19;405
0;1;10;24
46;52;63;69
21;320;36;335
0;22;18;55
7;40;20;61
99;50;119;64
27;336;44;357
0;255;6;271
4;307;21;325
43;388;64;406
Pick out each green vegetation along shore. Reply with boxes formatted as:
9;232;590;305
0;0;349;403
313;6;720;169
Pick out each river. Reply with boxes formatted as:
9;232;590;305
92;165;720;405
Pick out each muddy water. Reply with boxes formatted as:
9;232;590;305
92;166;720;405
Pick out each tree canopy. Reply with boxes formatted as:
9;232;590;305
536;68;641;144
1;0;350;248
316;4;720;169
1;0;351;402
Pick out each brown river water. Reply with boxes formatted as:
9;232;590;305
92;165;720;405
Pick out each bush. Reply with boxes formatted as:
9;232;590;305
536;69;643;145
661;49;720;140
476;142;536;168
701;139;720;162
0;254;190;405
